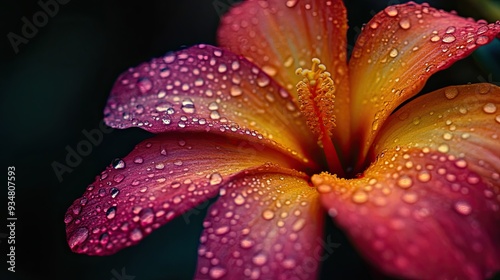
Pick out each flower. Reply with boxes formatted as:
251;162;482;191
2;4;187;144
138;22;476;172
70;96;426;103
65;1;500;279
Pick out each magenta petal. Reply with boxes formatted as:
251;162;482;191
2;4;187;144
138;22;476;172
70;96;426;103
195;165;325;280
104;44;320;164
65;133;306;255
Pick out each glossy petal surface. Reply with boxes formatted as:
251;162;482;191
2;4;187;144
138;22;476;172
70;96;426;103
349;2;500;159
104;44;320;166
315;146;500;279
195;165;324;280
65;133;309;255
218;0;351;149
375;83;500;190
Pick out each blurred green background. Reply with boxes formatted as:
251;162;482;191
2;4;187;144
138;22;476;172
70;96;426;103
1;0;499;279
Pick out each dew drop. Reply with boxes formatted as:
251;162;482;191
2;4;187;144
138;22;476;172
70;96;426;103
444;87;458;99
230;85;243;97
438;143;450;153
483;103;497;114
292;218;306;232
399;18;411;29
442;34;456;43
256;74;270;87
209;267;227;279
389;48;399;58
110;187;120;198
262;209;275;220
215;225;230;235
252;252;268;266
210;111;221;120
181;98;196;114
68;227;89;249
137;77;152;94
139;208;155;227
352;190;368;204
134;156;144;164
113;174;125;183
234;194;245;205
106;206;117;219
417;171;431;182
397;175;413;189
476;35;489;45
402;191;418;204
384;6;398;17
130;228;143;241
454;201;472;215
430;35;441;42
112;158;126;169
285;0;298;8
209;173;223;186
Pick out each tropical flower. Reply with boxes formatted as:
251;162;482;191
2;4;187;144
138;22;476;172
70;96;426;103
65;1;500;279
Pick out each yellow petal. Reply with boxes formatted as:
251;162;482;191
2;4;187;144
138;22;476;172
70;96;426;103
374;83;500;190
348;2;500;159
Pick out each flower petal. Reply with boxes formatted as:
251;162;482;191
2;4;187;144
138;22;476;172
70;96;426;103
104;44;320;166
374;83;500;191
65;133;311;255
195;165;325;280
218;0;352;148
348;2;500;159
314;146;500;279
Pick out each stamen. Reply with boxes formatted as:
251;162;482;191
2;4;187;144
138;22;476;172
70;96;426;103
296;58;344;177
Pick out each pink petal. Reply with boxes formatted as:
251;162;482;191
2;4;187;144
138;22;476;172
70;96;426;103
104;44;320;165
65;133;311;255
195;165;325;280
315;146;500;279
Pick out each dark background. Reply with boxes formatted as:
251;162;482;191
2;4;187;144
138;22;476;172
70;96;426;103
1;0;499;279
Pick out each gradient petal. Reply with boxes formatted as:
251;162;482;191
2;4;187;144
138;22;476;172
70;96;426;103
104;44;320;166
218;0;351;149
65;133;311;255
348;2;500;160
314;146;500;279
374;83;500;191
195;165;325;280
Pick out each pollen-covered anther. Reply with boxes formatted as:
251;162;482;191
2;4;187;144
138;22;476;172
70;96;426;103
295;58;337;143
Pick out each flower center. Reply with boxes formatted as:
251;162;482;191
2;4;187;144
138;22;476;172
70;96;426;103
296;58;345;177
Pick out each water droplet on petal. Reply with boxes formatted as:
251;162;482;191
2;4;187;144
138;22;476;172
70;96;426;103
234;194;245;205
397;175;413;189
285;0;298;8
130;228;143;241
110;187;120;198
352;190;368;203
262;209;275;220
389;48;399;58
68;227;89;249
106;206;117;219
483;103;497;114
399;18;411;29
384;6;398;16
454;201;472;215
112;158;125;169
252;252;268;266
209;267;227;279
444;87;458;99
137;77;152;94
442;34;456;43
209;173;223;186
